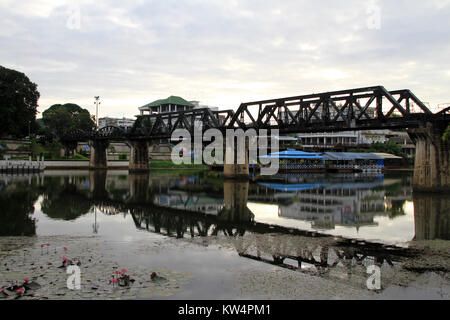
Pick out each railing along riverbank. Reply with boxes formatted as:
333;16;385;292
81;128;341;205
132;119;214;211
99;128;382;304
0;156;46;173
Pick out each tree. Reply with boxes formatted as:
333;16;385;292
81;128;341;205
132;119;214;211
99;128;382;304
42;103;95;138
0;65;40;138
442;124;450;142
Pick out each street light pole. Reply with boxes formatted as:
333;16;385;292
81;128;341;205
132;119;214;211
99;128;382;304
94;96;101;128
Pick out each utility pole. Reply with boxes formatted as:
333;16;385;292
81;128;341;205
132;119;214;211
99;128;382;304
94;96;101;128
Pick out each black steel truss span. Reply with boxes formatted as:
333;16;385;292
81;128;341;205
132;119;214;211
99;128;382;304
61;86;450;143
63;126;126;141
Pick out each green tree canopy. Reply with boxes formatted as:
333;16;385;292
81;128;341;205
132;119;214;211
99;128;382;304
0;65;40;138
42;103;95;138
442;124;450;142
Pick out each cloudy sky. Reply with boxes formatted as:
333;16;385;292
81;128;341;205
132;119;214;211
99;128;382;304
1;0;449;119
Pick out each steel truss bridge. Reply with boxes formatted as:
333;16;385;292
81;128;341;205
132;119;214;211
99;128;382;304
62;85;450;143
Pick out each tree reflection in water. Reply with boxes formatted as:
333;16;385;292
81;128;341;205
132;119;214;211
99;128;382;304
0;177;39;236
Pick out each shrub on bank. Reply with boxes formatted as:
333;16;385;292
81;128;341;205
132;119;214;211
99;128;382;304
119;153;128;160
150;160;208;169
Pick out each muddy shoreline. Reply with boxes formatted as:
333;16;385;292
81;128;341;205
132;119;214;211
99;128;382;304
1;234;448;300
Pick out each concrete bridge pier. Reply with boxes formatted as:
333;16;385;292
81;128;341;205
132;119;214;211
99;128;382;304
128;172;150;203
413;193;450;240
223;140;250;179
219;180;254;222
89;140;109;170
128;140;150;172
89;170;108;199
408;122;450;192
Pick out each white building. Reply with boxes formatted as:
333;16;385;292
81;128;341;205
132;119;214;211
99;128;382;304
98;117;135;130
139;96;195;115
297;129;401;150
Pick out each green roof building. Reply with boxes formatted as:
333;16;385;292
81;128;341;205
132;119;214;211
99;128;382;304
139;96;195;115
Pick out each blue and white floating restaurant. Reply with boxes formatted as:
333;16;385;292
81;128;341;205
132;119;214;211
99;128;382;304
260;149;327;173
322;152;384;173
259;150;384;173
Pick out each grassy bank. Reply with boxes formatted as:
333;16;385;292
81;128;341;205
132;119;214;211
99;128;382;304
149;160;209;170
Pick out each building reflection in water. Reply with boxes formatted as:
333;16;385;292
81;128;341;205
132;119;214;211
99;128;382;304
257;174;407;231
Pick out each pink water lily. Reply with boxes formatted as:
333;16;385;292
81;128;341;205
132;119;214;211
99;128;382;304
24;278;30;282
121;269;127;273
17;288;24;294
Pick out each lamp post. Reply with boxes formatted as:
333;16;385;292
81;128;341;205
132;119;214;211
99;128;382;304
94;96;101;128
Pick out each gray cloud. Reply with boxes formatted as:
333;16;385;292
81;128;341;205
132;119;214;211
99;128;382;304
1;0;449;118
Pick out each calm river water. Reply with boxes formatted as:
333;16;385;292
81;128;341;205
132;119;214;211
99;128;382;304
0;170;449;299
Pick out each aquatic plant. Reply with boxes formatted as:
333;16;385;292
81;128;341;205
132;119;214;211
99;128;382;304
110;268;135;288
110;278;118;287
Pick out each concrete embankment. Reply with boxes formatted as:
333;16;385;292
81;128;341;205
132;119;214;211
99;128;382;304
44;161;129;170
43;161;208;171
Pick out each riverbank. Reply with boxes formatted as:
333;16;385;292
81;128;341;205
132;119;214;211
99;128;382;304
0;234;448;300
42;160;209;171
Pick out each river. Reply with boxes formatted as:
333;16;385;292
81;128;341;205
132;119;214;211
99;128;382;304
0;170;448;299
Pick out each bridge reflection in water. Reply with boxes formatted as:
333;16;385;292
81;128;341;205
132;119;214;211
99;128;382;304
1;171;448;290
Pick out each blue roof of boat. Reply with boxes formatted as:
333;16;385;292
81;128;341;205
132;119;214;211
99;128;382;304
321;152;383;160
260;149;326;159
258;182;323;192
